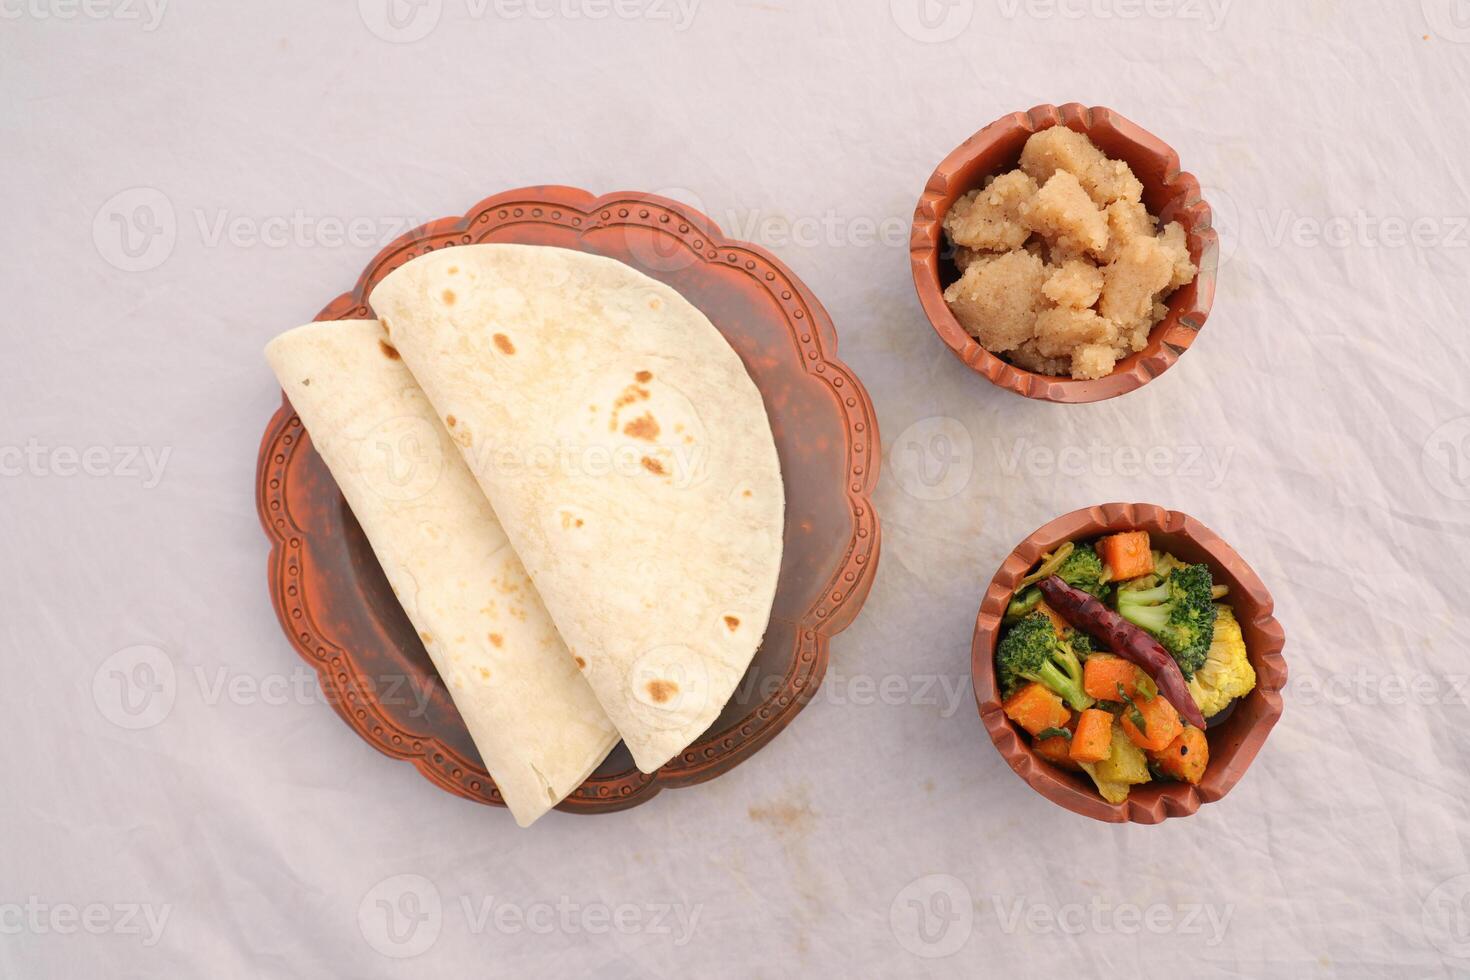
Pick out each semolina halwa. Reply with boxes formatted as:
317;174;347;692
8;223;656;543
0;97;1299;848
941;126;1196;381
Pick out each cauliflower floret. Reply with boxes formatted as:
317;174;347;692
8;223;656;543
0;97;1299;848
1187;606;1256;718
1079;724;1151;803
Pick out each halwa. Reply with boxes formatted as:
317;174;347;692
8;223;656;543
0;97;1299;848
941;127;1196;380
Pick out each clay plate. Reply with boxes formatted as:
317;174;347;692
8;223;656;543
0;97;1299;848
256;186;881;815
972;503;1285;824
911;103;1219;403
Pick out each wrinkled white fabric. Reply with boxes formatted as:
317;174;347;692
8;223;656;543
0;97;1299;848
3;2;1468;976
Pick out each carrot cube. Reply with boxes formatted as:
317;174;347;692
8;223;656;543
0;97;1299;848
1099;531;1153;581
1033;717;1081;771
1148;726;1209;784
1069;708;1114;763
1120;693;1183;752
1083;655;1142;701
1002;682;1070;736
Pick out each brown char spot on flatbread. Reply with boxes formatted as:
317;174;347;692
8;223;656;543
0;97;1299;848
611;385;650;412
447;265;459;274
493;333;516;355
378;339;400;359
646;678;678;703
478;667;490;680
419;632;432;645
635;370;652;383
641;456;666;476
446;415;456;427
623;413;660;441
488;633;502;647
724;615;740;631
441;288;456;305
574;656;586;669
609;384;653;431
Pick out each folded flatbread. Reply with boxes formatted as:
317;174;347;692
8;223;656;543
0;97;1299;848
266;319;618;826
371;245;785;772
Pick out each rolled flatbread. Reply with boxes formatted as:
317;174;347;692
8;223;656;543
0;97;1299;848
371;245;785;772
265;319;618;826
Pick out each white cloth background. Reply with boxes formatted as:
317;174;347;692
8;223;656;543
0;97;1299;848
4;2;1469;976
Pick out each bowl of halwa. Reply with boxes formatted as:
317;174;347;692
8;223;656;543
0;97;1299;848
911;104;1218;403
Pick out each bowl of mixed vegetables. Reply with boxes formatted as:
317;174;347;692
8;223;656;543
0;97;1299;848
972;503;1286;823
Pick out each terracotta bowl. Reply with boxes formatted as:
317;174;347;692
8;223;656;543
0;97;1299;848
911;103;1218;403
971;503;1286;823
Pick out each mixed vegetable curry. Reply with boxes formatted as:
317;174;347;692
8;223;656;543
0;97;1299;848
996;531;1256;803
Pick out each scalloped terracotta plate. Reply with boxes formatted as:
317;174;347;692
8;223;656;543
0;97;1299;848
972;503;1286;824
911;103;1218;403
256;186;881;815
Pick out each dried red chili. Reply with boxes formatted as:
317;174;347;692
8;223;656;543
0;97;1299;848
1037;575;1206;729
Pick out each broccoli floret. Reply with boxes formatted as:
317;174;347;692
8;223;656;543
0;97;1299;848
996;613;1094;710
1004;587;1042;622
1006;544;1103;623
1064;627;1099;656
1115;563;1217;678
1057;543;1105;596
